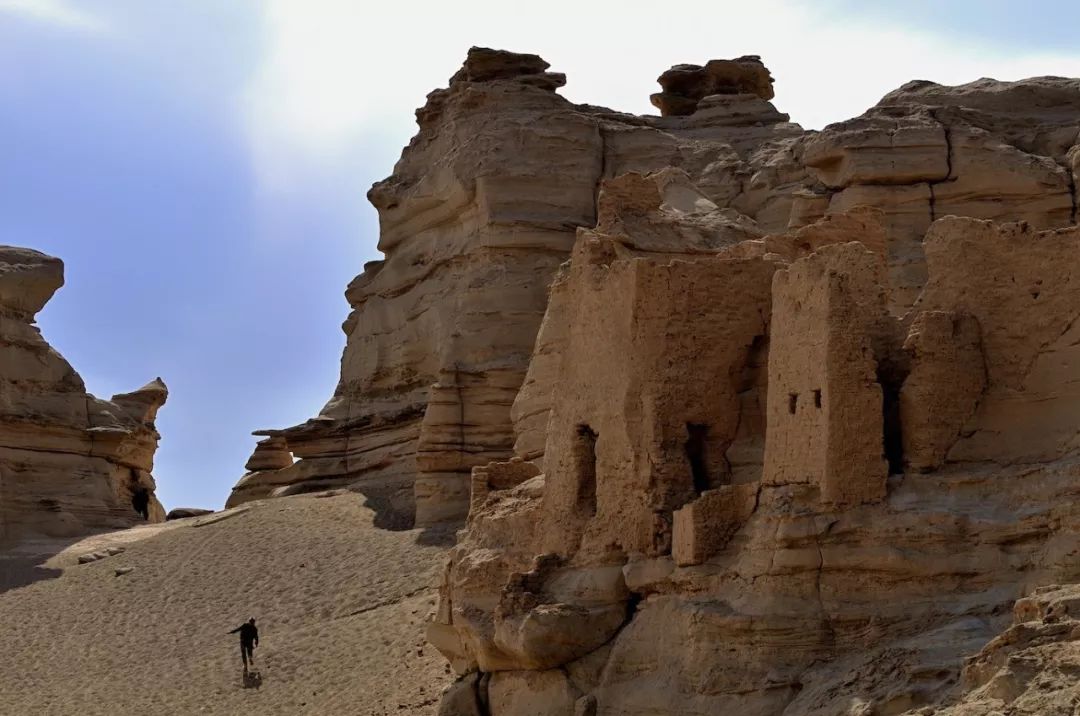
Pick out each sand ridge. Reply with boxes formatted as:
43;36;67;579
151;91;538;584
0;492;454;715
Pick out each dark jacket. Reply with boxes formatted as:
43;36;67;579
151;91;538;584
229;623;259;646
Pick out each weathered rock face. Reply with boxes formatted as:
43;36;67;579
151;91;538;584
434;200;1080;714
0;247;168;542
801;76;1080;313
409;54;1080;715
240;55;1080;713
233;47;807;525
650;55;776;116
238;50;1080;535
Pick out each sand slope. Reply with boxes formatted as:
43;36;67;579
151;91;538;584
0;492;453;715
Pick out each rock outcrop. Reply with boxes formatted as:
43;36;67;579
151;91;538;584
650;55;776;116
237;50;1080;534
231;47;805;524
0;246;168;542
433;204;1080;714
165;508;213;521
354;50;1080;716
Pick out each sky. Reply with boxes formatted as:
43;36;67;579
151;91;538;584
2;0;1080;510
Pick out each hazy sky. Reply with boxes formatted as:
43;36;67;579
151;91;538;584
2;0;1080;510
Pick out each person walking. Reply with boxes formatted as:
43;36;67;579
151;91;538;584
228;617;259;671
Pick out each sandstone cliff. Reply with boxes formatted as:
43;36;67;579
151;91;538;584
398;52;1079;716
230;47;806;524
234;50;1080;538
229;48;1080;712
0;246;168;542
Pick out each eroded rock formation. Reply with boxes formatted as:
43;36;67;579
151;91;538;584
236;50;1080;537
358;50;1080;716
232;47;806;524
434;208;1080;716
0;247;168;542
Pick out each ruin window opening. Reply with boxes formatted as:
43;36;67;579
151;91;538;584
685;423;711;495
788;393;798;415
131;487;150;520
813;389;822;409
573;425;598;517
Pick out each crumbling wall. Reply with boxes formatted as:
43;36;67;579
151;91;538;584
917;218;1080;465
762;243;893;505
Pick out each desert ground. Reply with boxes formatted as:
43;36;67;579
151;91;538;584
0;492;454;715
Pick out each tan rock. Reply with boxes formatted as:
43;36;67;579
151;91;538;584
918;218;1080;464
488;670;579;716
0;246;168;541
434;201;1080;714
899;311;986;472
242;50;807;526
650;56;776;116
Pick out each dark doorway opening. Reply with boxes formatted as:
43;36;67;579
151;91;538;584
573;425;598;517
131;488;150;520
877;364;907;475
686;423;711;494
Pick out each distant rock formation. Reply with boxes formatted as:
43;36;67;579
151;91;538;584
0;246;168;542
235;49;1080;557
650;55;776;115
165;508;212;521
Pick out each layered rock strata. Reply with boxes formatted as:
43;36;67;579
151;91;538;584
232;47;806;523
432;194;1080;714
0;247;168;542
237;49;1080;540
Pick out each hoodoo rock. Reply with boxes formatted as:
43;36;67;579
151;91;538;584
650;55;776;116
0;246;168;542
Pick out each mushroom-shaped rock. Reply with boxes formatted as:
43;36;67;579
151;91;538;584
449;46;565;90
0;246;65;320
651;56;776;116
111;378;169;424
244;436;294;472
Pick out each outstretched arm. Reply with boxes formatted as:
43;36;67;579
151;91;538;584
228;626;241;634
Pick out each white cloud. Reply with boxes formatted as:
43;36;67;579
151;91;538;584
0;0;108;31
243;0;1080;191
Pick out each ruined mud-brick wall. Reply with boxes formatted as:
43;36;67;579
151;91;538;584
435;205;1080;716
0;247;168;543
229;50;808;525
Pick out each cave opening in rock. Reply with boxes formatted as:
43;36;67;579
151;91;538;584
131;487;150;520
813;389;822;409
788;393;798;415
685;423;711;495
573;425;598;517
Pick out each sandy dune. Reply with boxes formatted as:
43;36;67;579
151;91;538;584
0;492;454;715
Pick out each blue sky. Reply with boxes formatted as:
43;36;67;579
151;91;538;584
2;0;1079;509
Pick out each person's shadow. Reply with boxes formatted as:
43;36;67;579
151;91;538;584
242;670;263;689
